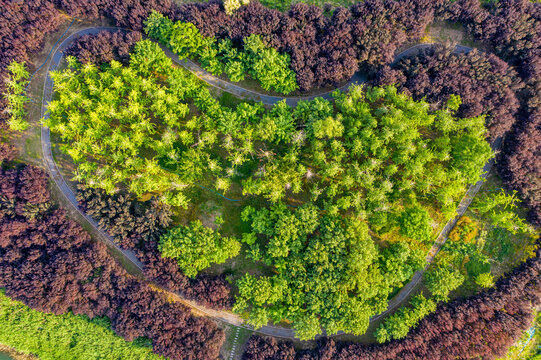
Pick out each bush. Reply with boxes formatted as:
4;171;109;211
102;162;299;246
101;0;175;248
425;265;465;301
66;30;142;65
3;61;30;131
375;294;437;343
398;206;433;242
159;221;241;278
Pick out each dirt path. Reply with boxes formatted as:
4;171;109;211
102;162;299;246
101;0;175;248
39;26;489;340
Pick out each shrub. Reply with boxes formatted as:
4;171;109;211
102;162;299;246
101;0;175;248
159;221;241;277
398;206;433;242
66;30;142;65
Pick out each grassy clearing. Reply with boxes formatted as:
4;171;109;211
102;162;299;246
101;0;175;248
425;21;488;50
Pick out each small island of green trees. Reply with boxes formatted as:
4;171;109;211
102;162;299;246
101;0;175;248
39;20;498;339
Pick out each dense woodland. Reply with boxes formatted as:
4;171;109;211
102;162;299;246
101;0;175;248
0;157;224;360
43;43;493;338
0;0;539;221
0;0;538;222
243;246;541;359
0;0;540;358
66;30;142;65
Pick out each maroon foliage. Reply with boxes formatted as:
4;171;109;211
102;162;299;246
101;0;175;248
444;0;541;80
243;336;296;360
0;143;17;164
0;165;49;207
0;0;64;128
66;30;142;65
76;185;233;309
499;110;541;225
176;0;439;90
52;0;175;31
0;165;224;360
376;45;522;140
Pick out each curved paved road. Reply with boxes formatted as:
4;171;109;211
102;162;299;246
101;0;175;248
40;26;489;340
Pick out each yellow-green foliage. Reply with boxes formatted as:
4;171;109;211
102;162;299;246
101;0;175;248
449;216;479;243
224;0;250;15
3;61;30;131
0;290;163;360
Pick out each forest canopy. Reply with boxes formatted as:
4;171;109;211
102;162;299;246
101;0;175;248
43;41;493;338
1;0;540;358
236;203;425;339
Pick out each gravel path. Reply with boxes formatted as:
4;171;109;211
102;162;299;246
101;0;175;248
39;26;488;340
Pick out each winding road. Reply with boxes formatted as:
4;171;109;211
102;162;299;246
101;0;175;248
39;26;492;340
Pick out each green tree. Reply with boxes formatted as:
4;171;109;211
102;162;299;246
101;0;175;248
158;220;241;277
199;38;224;76
425;265;465;301
144;10;173;43
168;22;204;59
130;40;173;76
310;115;344;139
243;34;298;94
398;205;433;242
471;189;535;235
375;294;437;343
225;60;246;82
451;134;493;184
475;272;495;288
3;60;30;131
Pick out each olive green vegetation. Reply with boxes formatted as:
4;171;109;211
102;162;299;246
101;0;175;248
435;187;538;295
0;290;164;360
375;294;437;343
374;182;538;344
45;37;494;339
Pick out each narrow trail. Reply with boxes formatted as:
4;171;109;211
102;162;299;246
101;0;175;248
39;25;488;340
229;327;241;360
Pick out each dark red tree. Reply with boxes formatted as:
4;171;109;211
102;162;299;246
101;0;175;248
0;164;225;360
66;30;142;65
375;45;523;140
76;185;233;309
